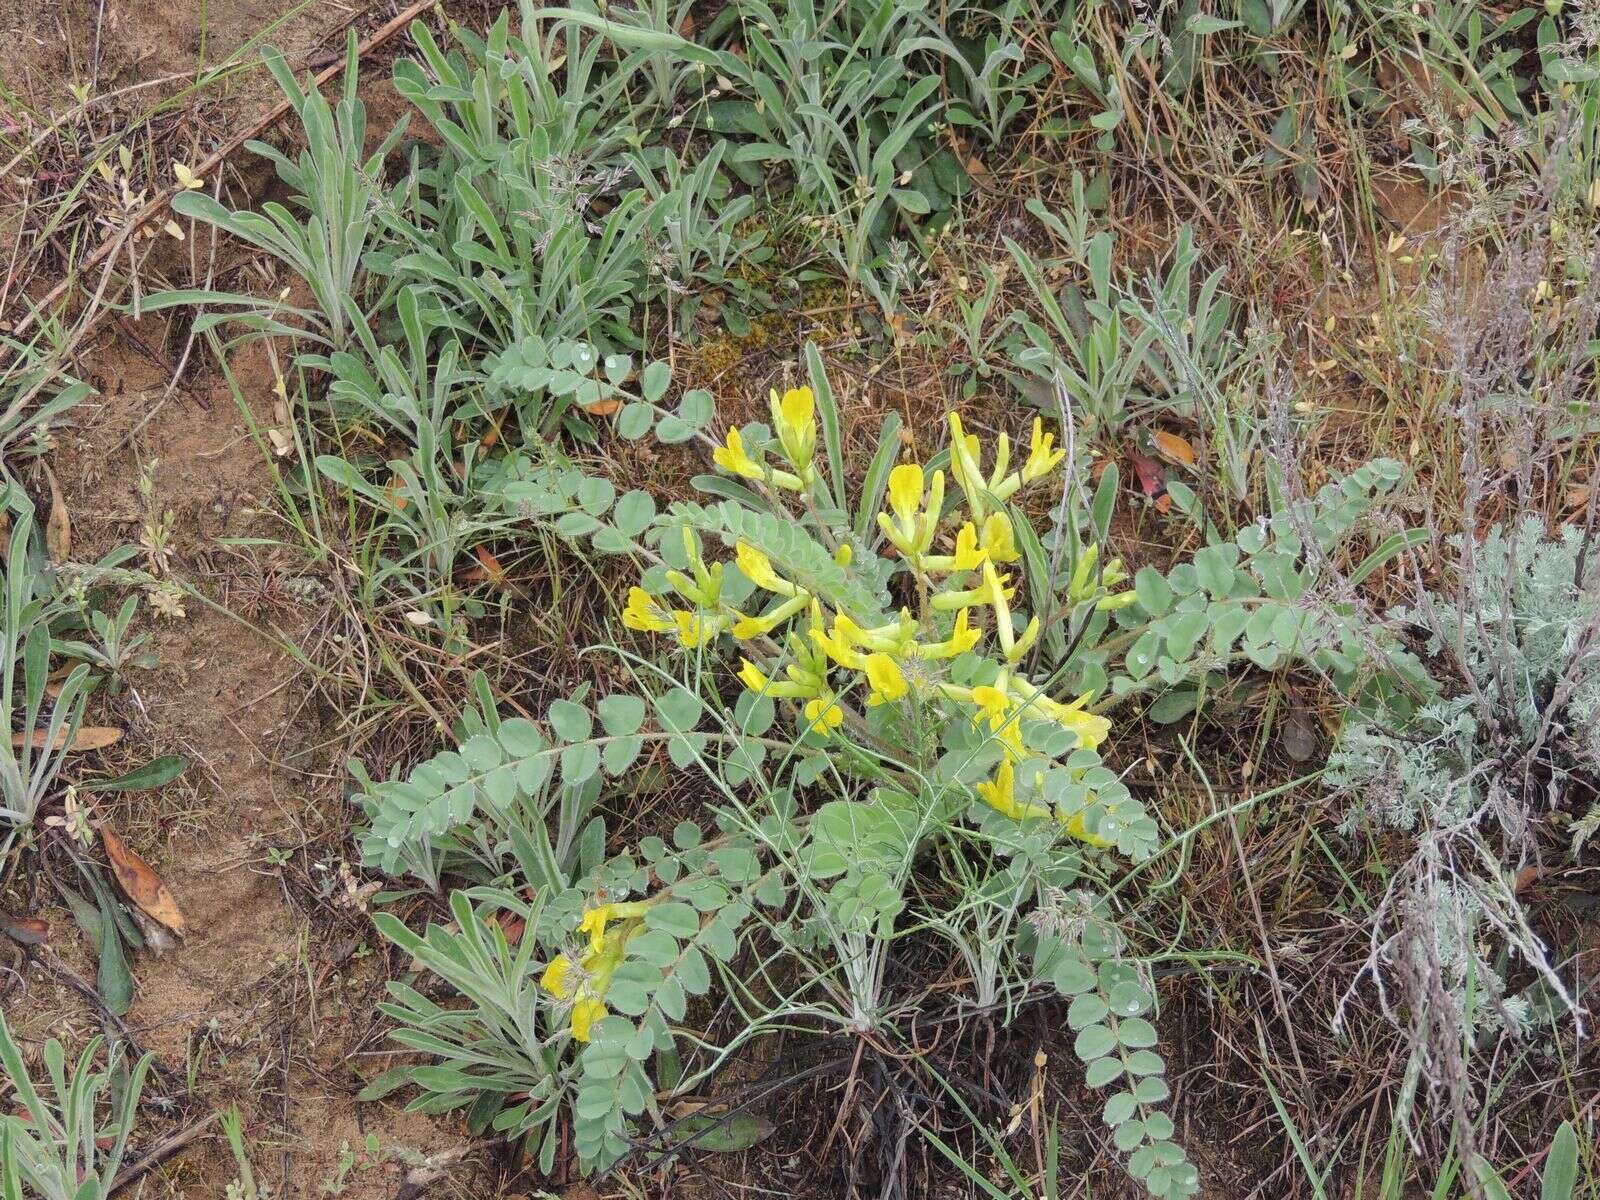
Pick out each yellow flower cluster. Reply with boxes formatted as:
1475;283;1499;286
539;900;651;1041
629;395;1132;846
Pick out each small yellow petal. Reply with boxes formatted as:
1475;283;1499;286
571;996;607;1042
540;954;574;999
622;587;675;634
738;657;770;692
863;652;908;704
886;463;924;525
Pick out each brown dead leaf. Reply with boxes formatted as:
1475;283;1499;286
42;462;70;562
474;546;507;587
43;665;75;700
0;911;49;947
1151;429;1196;466
1126;445;1167;503
12;725;123;752
99;824;187;936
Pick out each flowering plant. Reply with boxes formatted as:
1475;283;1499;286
625;381;1164;861
363;353;1411;1192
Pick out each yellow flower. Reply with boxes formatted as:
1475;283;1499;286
672;610;724;648
803;695;844;734
1005;616;1041;663
971;684;1012;728
877;466;944;562
713;427;765;480
1014;683;1111;751
738;658;771;692
730;594;808;640
948;412;987;517
540;953;574;999
622;587;675;634
975;759;1050;822
932;563;1015;612
736;540;799;597
915;607;981;659
887;463;924;527
981;512;1020;563
810;613;866;670
540;906;641;1043
770;386;816;471
924;522;986;575
1061;807;1114;850
981;561;1019;657
970;683;1025;758
1021;417;1066;483
862;652;908;705
571;996;608;1042
578;901;652;954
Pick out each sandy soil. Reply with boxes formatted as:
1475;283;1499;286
2;3;478;1195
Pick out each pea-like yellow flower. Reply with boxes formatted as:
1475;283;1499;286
914;607;982;659
570;996;608;1042
736;540;801;597
948;412;989;519
887;463;923;527
862;652;909;705
622;586;675;634
970;682;1025;758
981;512;1020;564
1060;806;1114;849
541;902;646;1042
1005;614;1041;663
540;953;574;998
811;613;866;670
1010;680;1110;751
924;522;987;575
1097;590;1139;611
578;900;652;954
976;759;1050;822
738;658;771;692
672;610;727;648
877;465;945;563
713;427;764;480
803;695;844;734
770;386;817;473
1021;417;1066;483
730;594;809;640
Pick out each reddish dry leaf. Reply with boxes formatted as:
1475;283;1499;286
474;546;507;587
0;911;49;947
1126;445;1167;500
12;725;123;752
1151;429;1196;466
98;824;187;936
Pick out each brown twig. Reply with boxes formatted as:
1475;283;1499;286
109;1111;222;1193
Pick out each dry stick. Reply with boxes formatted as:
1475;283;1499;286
109;1111;222;1193
8;0;437;349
